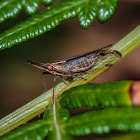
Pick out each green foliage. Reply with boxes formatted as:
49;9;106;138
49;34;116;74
59;81;133;108
1;80;140;139
2;104;140;140
78;0;96;27
44;103;72;140
1;102;71;140
24;0;40;15
0;0;23;23
1;120;50;140
42;0;54;6
97;0;118;23
0;0;41;23
0;0;54;23
0;0;119;50
67;107;140;136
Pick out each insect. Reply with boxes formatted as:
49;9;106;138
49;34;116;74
28;44;122;103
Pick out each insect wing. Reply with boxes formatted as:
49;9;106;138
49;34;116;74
52;49;122;76
56;44;112;63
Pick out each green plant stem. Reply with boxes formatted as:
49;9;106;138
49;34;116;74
0;25;140;136
111;25;140;57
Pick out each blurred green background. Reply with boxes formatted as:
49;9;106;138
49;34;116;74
0;0;140;119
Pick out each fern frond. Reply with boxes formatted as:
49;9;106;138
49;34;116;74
1;102;72;140
1;120;50;140
66;107;140;136
97;0;119;23
44;103;72;140
2;107;140;139
59;81;133;108
0;0;55;23
78;0;119;28
0;0;42;23
0;0;119;50
24;0;40;15
78;1;96;28
0;0;23;23
0;0;83;50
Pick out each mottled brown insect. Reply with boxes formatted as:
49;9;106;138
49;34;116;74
28;45;121;78
28;44;122;103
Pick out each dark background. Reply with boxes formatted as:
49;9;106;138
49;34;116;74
0;0;140;121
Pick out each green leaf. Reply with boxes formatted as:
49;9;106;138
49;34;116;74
0;120;50;140
42;0;54;6
0;0;118;25
0;0;82;50
78;0;96;28
2;105;140;139
0;102;71;140
78;0;118;27
44;102;72;140
66;107;140;136
59;81;133;108
0;0;119;50
97;0;119;23
0;0;41;23
0;0;23;23
24;0;40;15
0;0;51;23
44;103;70;122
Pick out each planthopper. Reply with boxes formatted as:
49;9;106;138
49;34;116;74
28;44;122;103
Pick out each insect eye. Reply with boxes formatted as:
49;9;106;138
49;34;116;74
47;65;53;71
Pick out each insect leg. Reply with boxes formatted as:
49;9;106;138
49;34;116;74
42;72;52;92
59;75;68;85
53;75;60;104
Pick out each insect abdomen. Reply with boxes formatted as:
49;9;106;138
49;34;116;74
63;54;97;73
